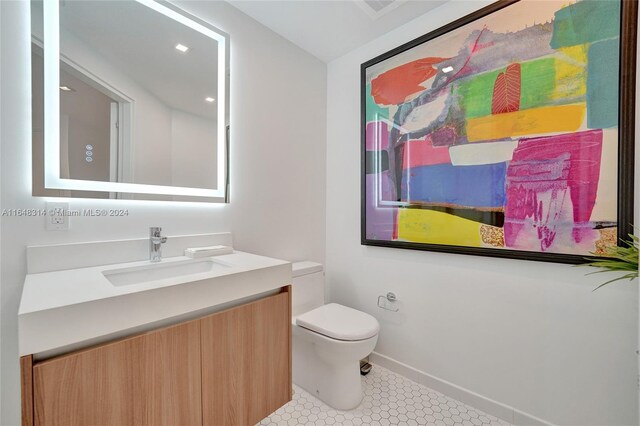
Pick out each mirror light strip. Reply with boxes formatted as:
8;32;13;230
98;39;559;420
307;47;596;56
42;0;227;199
216;41;226;193
135;0;226;43
43;0;61;190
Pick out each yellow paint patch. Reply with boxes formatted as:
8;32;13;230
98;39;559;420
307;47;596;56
397;209;482;246
466;104;586;142
552;56;586;100
557;45;588;65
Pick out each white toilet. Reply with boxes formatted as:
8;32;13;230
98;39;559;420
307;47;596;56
292;261;379;410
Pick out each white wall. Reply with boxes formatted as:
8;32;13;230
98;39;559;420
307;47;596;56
0;2;326;426
0;1;3;421
177;0;327;262
326;1;638;425
171;109;217;189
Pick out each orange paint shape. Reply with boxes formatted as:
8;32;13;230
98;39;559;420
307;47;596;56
491;63;521;114
466;104;586;142
371;57;450;106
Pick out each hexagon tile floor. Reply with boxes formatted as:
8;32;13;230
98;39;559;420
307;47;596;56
258;364;511;426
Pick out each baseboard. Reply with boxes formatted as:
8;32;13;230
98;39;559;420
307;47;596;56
369;352;554;426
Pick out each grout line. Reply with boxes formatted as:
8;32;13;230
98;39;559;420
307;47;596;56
369;351;555;426
264;362;513;425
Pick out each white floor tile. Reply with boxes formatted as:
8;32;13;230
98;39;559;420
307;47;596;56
258;364;511;426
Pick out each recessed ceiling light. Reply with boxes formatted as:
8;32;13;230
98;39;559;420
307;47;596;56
205;97;215;103
175;43;189;53
442;66;454;73
59;86;74;91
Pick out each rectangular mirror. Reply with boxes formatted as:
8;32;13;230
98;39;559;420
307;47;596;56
31;0;229;202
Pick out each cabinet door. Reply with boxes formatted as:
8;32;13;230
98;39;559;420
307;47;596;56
33;320;202;426
201;290;292;426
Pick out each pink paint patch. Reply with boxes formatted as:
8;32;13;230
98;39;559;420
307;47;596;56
365;173;397;241
402;136;451;169
504;130;603;252
431;126;457;146
366;121;390;151
380;170;395;201
393;209;399;241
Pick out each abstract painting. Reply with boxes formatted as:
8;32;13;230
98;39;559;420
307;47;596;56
361;0;636;263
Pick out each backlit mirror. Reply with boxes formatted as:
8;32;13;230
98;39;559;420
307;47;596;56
31;0;229;202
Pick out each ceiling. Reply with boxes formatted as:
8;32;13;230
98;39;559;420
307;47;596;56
226;0;447;63
60;1;220;119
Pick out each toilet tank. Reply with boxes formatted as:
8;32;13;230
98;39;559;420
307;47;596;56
292;261;324;317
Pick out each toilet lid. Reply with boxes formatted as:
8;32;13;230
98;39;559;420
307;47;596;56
296;303;379;341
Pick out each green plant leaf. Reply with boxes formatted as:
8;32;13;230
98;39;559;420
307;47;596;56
579;229;639;291
592;273;639;292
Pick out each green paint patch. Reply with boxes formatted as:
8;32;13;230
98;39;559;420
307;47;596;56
454;70;500;119
366;83;389;123
551;0;621;49
520;59;556;110
455;58;557;119
587;38;620;129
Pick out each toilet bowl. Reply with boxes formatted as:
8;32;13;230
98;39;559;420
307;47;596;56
291;262;379;410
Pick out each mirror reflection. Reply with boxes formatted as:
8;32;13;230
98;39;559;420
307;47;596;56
32;0;227;200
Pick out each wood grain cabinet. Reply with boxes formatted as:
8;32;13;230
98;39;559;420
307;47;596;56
21;288;292;426
202;291;291;426
33;320;202;426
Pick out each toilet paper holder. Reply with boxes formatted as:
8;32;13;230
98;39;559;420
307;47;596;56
377;292;399;312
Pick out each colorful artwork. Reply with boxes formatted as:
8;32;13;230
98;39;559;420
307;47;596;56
361;0;636;263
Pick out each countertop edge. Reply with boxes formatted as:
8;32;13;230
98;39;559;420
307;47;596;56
19;261;291;357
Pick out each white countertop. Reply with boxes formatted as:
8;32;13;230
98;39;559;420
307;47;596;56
20;251;287;315
19;250;291;357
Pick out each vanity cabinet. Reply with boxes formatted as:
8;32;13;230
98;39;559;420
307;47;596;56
21;288;292;426
32;320;202;426
202;291;291;425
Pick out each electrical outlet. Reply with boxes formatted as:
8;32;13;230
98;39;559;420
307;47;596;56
46;202;70;231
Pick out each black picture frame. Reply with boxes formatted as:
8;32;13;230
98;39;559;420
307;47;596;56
360;0;637;264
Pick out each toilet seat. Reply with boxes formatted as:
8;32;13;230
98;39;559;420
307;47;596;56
296;303;379;341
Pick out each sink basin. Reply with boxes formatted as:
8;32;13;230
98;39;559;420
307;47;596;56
103;258;231;286
20;243;292;357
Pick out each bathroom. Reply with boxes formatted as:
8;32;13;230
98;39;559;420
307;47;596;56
1;0;639;425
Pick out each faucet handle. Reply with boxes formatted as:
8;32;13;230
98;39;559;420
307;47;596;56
151;236;168;244
149;227;167;262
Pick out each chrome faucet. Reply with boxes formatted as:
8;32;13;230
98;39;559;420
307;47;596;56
149;227;168;262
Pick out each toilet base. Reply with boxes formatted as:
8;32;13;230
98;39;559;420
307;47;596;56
292;324;377;410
